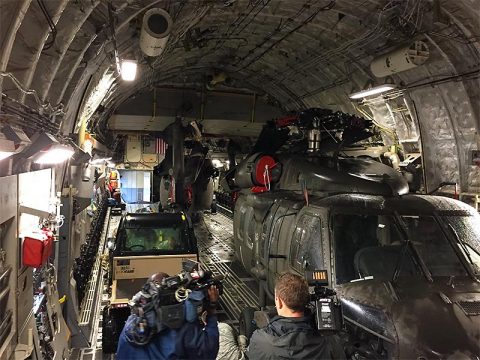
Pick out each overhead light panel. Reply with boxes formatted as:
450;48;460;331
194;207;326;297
34;144;74;165
121;60;137;81
349;84;397;99
0;138;15;161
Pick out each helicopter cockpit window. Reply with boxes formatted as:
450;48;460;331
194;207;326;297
333;214;419;284
444;215;480;275
402;216;467;277
291;215;323;272
334;213;469;284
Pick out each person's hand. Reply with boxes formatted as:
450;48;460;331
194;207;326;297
207;285;219;315
208;285;219;303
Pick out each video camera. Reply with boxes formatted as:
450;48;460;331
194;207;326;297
126;260;224;345
305;270;343;333
158;259;224;295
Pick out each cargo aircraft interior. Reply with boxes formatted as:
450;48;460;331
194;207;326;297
0;0;479;359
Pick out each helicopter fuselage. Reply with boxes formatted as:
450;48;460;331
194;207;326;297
233;191;480;359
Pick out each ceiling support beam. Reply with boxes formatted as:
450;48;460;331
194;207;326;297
19;0;69;104
38;1;100;103
59;0;165;126
55;33;98;105
0;0;32;111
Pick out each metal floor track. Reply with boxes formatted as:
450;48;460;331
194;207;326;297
72;213;121;360
197;212;259;329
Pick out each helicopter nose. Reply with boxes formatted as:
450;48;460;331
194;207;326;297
397;295;480;359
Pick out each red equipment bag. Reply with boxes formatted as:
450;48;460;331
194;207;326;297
23;231;54;268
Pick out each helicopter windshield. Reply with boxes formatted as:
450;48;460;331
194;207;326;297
333;213;468;284
399;216;467;277
443;215;480;275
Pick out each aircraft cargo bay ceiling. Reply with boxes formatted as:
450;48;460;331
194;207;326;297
0;0;479;193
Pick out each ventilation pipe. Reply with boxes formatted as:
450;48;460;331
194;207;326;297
370;41;429;78
140;8;172;57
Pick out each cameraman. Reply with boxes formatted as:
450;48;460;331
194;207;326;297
246;272;345;360
116;272;220;359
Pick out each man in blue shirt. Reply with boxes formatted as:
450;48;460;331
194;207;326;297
116;275;220;359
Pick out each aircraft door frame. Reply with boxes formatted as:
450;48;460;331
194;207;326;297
242;206;256;271
233;197;246;267
234;197;259;272
266;202;297;294
261;202;278;267
289;207;332;283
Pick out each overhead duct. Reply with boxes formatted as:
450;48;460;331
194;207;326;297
370;41;429;78
140;8;172;57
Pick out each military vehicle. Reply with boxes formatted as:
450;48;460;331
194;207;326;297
102;212;198;353
230;109;480;359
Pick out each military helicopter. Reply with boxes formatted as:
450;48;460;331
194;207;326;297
228;109;480;359
153;118;218;214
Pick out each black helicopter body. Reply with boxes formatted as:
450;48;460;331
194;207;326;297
229;109;480;359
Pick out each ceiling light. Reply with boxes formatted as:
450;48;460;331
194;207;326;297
34;144;74;164
121;60;137;81
349;84;397;99
0;138;15;161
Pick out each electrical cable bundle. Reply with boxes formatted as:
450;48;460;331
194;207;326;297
36;0;57;51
